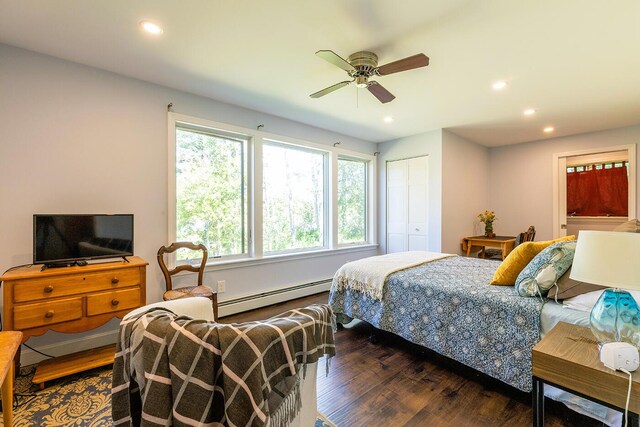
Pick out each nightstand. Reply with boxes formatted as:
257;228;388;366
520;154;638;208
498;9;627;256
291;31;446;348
532;322;640;426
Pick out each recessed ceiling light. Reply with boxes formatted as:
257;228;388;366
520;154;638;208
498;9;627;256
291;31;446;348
524;109;536;116
140;21;163;35
383;116;393;123
492;81;507;90
544;126;555;133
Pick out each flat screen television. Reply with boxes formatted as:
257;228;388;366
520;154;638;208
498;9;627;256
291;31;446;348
34;214;134;266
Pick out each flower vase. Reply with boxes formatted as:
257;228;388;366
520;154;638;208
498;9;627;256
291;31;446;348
484;222;495;238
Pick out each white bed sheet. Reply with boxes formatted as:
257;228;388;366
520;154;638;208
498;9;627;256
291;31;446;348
540;300;590;338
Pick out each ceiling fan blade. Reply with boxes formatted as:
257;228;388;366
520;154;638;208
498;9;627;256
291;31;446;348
316;50;356;72
310;80;353;98
367;81;395;103
376;53;429;76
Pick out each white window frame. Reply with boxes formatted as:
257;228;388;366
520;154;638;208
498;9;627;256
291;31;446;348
552;144;636;238
261;138;330;255
168;112;378;268
168;114;253;263
336;155;370;247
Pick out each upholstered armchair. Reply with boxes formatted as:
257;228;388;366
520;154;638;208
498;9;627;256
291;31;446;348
113;298;334;427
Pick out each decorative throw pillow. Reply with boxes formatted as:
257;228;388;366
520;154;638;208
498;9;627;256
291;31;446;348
515;240;577;297
489;235;576;286
546;266;605;300
613;219;640;233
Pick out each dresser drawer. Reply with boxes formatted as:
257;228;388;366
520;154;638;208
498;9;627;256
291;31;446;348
14;297;83;330
86;287;141;316
13;268;141;303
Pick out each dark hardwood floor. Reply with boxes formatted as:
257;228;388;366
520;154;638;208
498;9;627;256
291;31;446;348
221;292;604;427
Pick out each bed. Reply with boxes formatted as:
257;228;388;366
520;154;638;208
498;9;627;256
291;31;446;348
328;254;589;393
328;252;629;423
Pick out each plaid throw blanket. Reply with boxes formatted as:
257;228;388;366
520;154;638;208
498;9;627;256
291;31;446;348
112;304;336;426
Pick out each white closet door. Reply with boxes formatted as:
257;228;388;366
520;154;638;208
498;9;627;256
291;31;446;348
407;156;429;250
386;160;407;253
386;156;428;253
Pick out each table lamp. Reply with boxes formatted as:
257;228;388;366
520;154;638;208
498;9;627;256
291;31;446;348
570;230;640;347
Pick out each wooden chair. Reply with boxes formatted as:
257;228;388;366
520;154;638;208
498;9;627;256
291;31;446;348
157;242;218;321
483;226;536;259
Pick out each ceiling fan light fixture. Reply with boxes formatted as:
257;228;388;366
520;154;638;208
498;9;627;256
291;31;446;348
355;76;369;88
310;49;428;103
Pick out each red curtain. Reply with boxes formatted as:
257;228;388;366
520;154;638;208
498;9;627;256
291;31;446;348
567;166;628;216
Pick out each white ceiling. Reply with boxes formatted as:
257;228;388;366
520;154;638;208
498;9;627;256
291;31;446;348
1;0;639;146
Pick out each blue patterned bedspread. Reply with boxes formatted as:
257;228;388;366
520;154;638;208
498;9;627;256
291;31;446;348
329;256;545;391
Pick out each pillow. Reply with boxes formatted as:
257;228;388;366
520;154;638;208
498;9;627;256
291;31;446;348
515;240;577;297
563;290;640;312
613;219;640;233
489;235;576;286
546;266;605;300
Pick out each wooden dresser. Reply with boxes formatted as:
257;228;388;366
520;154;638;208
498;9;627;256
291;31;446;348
1;256;147;386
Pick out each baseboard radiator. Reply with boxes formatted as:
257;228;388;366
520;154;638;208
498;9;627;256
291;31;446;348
21;279;332;366
218;279;332;317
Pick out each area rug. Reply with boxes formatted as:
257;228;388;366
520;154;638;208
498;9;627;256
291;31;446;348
2;366;336;426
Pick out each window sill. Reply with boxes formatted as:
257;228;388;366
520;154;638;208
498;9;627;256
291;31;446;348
204;243;379;272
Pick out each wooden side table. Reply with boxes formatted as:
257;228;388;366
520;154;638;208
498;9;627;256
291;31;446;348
532;322;640;426
0;331;23;426
461;235;516;260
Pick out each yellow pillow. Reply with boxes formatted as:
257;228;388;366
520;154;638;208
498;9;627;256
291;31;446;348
490;235;576;286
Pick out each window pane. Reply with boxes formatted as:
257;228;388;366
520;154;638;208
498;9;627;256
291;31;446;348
263;141;325;253
338;158;367;244
175;127;247;260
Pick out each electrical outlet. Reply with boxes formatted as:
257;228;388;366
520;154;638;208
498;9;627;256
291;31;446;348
217;280;226;293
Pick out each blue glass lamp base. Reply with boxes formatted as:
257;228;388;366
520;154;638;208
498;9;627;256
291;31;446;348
589;288;640;347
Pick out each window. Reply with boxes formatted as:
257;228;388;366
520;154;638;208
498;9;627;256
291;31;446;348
338;158;367;244
566;161;628;217
175;124;248;260
169;113;376;264
262;140;327;253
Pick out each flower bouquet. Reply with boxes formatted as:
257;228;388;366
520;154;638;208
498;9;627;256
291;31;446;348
478;210;497;237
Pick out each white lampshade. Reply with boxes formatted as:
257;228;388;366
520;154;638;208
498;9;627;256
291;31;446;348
570;230;640;290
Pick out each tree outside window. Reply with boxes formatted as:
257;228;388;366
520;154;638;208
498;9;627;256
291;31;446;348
262;141;326;253
175;126;248;260
338;158;367;244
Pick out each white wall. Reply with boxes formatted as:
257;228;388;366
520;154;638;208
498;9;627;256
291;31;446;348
441;130;490;254
488;124;640;241
0;44;378;362
377;129;443;253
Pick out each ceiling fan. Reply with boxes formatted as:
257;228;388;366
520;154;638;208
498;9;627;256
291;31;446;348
310;50;429;103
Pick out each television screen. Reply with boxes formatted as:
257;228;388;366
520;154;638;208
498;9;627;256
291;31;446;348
34;214;134;265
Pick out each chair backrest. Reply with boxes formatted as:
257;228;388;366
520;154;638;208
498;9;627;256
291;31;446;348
157;242;208;292
124;297;215;321
516;226;536;246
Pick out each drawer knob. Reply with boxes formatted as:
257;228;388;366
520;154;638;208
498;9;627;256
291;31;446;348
45;310;54;318
44;285;54;293
111;277;120;284
111;299;120;306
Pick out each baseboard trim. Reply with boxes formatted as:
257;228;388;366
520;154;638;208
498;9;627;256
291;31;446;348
21;280;332;366
218;279;332;317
